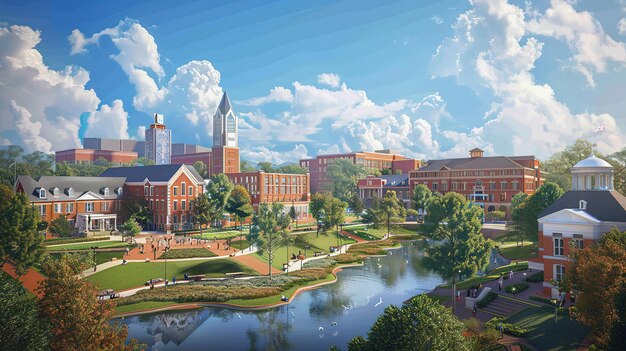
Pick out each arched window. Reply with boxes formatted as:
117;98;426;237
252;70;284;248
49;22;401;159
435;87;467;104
117;187;123;195
102;187;109;196
52;187;59;196
475;179;483;186
66;187;74;197
38;188;46;199
226;112;236;133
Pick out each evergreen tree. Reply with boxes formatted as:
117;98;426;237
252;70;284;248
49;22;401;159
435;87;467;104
347;193;364;218
322;197;347;250
288;203;298;227
48;215;74;237
411;184;432;213
310;192;331;237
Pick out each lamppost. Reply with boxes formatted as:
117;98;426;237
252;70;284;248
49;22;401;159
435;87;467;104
452;269;461;313
90;246;97;272
164;246;170;288
302;245;311;270
550;298;559;329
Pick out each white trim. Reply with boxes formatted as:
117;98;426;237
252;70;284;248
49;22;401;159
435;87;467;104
75;191;104;201
125;181;169;186
538;208;601;224
542;255;569;261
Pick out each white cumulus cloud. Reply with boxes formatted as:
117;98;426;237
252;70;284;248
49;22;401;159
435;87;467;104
84;99;129;139
240;144;310;164
619;18;626;35
316;73;341;88
237;86;293;106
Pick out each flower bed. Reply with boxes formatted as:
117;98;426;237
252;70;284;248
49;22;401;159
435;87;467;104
159;248;217;259
505;282;529;294
331;253;362;264
485;317;528;337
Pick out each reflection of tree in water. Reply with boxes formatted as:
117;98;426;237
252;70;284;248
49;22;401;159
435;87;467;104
308;282;352;320
145;310;208;346
246;308;292;351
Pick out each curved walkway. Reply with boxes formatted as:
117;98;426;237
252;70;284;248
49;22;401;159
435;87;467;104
2;262;45;298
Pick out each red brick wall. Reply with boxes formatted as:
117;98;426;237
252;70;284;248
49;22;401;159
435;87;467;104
55;149;138;164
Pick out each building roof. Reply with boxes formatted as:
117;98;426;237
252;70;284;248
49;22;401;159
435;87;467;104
572;154;612;169
99;164;204;183
418;155;525;171
538;190;626;222
16;175;126;202
381;174;409;187
218;92;232;114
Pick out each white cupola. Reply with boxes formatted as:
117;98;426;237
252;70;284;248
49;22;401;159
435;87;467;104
571;154;613;191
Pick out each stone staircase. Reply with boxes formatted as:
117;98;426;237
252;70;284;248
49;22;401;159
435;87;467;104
479;294;539;318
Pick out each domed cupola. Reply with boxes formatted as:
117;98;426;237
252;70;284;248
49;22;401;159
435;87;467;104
571;154;613;191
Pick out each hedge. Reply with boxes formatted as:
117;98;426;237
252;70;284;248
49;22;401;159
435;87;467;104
476;291;499;308
524;271;544;283
486;317;528;337
159;248;217;259
528;295;553;305
505;282;529;294
45;237;109;246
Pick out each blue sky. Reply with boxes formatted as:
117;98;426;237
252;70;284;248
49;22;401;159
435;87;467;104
1;0;625;163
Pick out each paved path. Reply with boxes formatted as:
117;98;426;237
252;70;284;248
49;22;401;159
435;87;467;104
232;253;282;275
2;262;45;298
340;230;367;243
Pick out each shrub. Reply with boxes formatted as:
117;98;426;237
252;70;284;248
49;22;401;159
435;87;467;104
524;271;544;283
331;253;362;264
117;285;282;305
485;317;528;337
528;295;552;305
159;248;217;259
302;258;335;269
476;291;499;308
44;237;105;246
505;282;529;294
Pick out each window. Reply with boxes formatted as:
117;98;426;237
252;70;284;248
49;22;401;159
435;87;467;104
181;182;186;196
150;186;154;196
39;205;46;216
572;236;584;250
555;265;565;282
173;187;178;196
103;202;110;211
189;201;192;211
512;181;519;190
489;182;496;190
579;200;587;210
554;238;564;256
117;187;123;195
500;181;507;190
432;183;438;191
173;215;178;224
189;186;193;196
38;188;46;199
85;202;94;212
103;187;109;196
65;203;74;212
144;186;148;196
500;193;506;202
54;203;61;213
182;200;186;211
52;187;59;196
173;201;178;211
182;214;186;223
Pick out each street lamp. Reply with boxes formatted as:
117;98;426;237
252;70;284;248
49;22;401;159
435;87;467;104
453;269;461;313
90;246;97;272
550;298;559;328
164;246;170;288
302;245;311;270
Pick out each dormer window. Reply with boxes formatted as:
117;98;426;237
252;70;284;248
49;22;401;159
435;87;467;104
116;187;123;195
52;187;59;196
102;187;109;196
579;200;587;210
66;187;75;197
38;188;46;199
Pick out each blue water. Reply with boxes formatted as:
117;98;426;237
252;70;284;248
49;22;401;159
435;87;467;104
118;242;444;351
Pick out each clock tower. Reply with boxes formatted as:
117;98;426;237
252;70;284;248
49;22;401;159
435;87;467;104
145;113;172;165
211;92;240;175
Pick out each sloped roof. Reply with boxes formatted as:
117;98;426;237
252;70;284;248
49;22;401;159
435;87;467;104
99;164;204;183
218;92;232;114
16;175;126;202
538;190;626;222
381;174;409;187
418;156;526;171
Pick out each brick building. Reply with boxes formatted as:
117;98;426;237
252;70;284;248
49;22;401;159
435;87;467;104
300;150;420;194
15;175;126;234
537;154;626;298
357;174;411;208
100;164;205;232
227;171;311;218
55;149;138;165
408;148;543;216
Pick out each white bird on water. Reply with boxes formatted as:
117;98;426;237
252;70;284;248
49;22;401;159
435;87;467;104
331;322;337;326
319;327;325;331
377;263;382;268
291;311;296;317
342;304;350;310
375;297;383;307
236;313;242;319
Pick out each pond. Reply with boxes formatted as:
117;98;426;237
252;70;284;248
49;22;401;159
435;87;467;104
118;242;445;351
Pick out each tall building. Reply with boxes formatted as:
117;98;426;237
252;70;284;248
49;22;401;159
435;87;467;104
409;149;543;216
145;113;172;165
300;150;420;194
213;92;238;147
537;154;626;298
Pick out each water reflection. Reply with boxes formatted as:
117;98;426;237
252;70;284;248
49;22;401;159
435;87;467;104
120;242;444;351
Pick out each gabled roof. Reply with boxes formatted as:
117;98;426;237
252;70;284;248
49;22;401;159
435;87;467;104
16;175;126;202
218;92;232;114
538;190;626;222
381;174;409;187
99;164;204;183
418;156;526;171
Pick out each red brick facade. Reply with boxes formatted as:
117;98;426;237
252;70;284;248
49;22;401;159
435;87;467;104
55;149;138;165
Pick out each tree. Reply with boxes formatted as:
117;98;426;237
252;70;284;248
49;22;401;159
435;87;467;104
288;203;298;227
607;148;626;196
610;282;626;351
257;162;274;173
543;139;594;191
509;182;564;243
191;193;212;235
226;185;254;230
248;203;291;279
0;271;50;351
193;161;208;178
370;191;407;238
48;215;74;237
206;173;234;227
119;218;141;242
411;184;432;214
423;192;493;300
38;254;143;351
240;159;256;172
347;193;364;218
325;158;366;202
322;197;347;250
568;227;626;348
310;192;331;237
130;157;155;166
120;198;151;229
346;294;470;351
0;189;45;275
275;163;307;174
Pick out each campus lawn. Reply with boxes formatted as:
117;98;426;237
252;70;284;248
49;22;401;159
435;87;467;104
426;293;451;304
159;248;217;259
299;230;356;252
46;240;130;250
506;306;589;351
192;230;247;240
498;242;538;260
441;262;529;289
114;301;178;315
344;224;417;239
86;259;257;291
48;250;125;265
230;238;251;250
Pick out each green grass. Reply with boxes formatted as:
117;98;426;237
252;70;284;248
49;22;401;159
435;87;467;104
506;306;589;351
44;237;110;246
46;240;130;250
86;259;257;291
441;262;529;289
192;230;247;240
114;301;178;314
159;248;217;259
48;250;125;265
344;224;416;239
426;293;451;304
230;239;250;250
498;243;538;260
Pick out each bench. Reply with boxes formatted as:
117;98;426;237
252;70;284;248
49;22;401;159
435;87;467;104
314;251;325;257
187;275;204;282
144;278;164;286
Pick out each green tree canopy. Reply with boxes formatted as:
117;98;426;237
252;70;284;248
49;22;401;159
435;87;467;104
347;294;470;351
240;159;257;172
119;218;142;240
206;173;234;227
248;203;291;279
120;198;151;229
48;215;74;237
509;182;564;243
226;185;254;229
322;197;347;250
191;193;212;234
411;183;432;213
325;158;366;202
193;161;208;178
347;193;364;217
310;192;332;236
369;191;407;238
423;192;493;282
